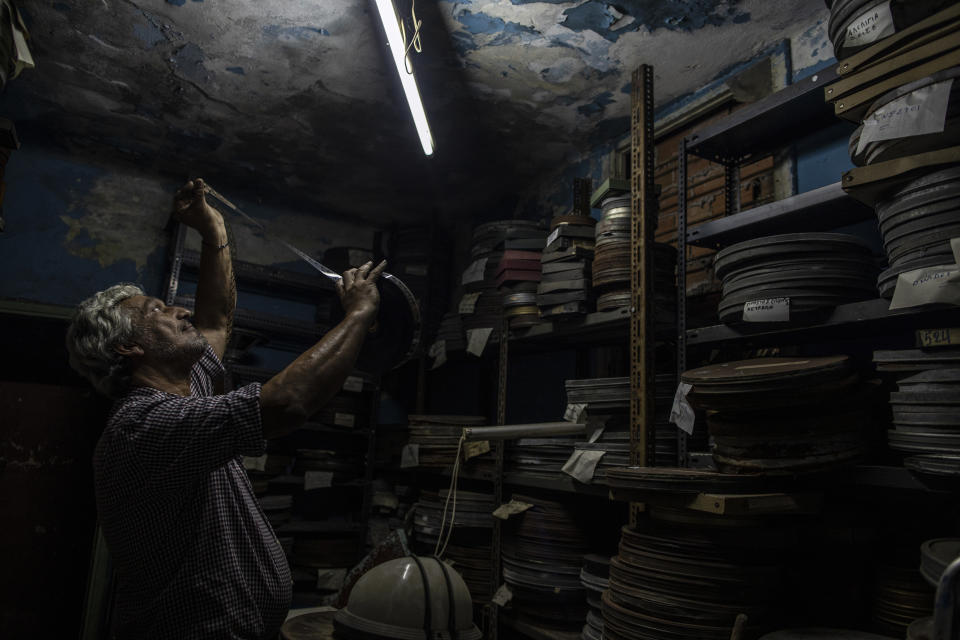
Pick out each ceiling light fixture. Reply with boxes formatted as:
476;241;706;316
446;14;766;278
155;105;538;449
374;0;435;156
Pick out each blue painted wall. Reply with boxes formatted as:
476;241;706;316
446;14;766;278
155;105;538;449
0;143;374;309
0;146;169;306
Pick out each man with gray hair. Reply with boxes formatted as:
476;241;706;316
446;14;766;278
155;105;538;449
66;178;386;639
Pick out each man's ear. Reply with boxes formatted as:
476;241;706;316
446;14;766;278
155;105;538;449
114;343;144;358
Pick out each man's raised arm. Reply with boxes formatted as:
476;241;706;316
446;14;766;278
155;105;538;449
259;260;386;440
172;178;235;359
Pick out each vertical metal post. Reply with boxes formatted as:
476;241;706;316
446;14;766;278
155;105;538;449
573;177;593;216
164;222;188;306
629;64;655;478
724;162;741;215
357;377;380;561
489;318;509;640
676;140;689;468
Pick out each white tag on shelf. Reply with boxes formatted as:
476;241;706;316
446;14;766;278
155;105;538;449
464;440;491;460
400;443;420;468
669;382;696;435
561;449;606;483
743;297;790;322
492;499;534;520
342;375;364;392
587;423;605;443
428;339;447;370
492;584;513;607
845;0;894;48
458;292;482;314
304;471;334;490
461;258;488;285
858;79;953;154
316;568;347;591
404;264;428;276
564;403;587;423
242;454;267;472
372;492;400;510
546;227;560;247
466;327;493;357
334;413;355;428
890;265;960;310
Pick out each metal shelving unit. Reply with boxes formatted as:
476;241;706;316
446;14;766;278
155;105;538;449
687;298;960;347
676;65;890;467
675;59;960;479
686;181;873;249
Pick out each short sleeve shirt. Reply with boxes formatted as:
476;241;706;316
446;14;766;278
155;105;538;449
94;345;292;639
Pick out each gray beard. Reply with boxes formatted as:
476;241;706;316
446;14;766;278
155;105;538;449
146;331;209;366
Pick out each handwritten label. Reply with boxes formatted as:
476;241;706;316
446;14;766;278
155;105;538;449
461;258;488;285
334;413;355;428
743;297;790;322
492;499;534;520
890;265;960;310
400;443;420;468
459;292;482;314
546;228;560;247
564;403;587;423
464;440;491;460
858;79;953;154
404;264;428;276
342;375;364;392
845;0;895;48
587;423;605;443
669;382;695;435
466;327;493;357
316;568;347;590
917;328;960;348
242;455;267;472
492;584;513;607
304;471;334;490
561;449;606;483
428;339;447;370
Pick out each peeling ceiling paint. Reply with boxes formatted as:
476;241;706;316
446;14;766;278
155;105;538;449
5;0;828;226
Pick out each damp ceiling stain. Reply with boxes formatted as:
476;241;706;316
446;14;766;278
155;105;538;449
7;0;827;224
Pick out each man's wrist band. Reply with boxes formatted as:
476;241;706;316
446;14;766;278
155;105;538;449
202;239;229;250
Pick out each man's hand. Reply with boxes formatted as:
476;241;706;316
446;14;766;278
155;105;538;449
337;260;386;322
172;178;222;240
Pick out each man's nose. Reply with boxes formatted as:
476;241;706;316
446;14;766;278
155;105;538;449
173;307;191;319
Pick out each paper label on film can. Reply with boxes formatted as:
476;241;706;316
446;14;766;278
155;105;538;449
857;79;953;154
400;443;420;468
342;375;364;392
743;298;790;322
334;413;356;428
458;292;482;314
845;0;894;48
461;258;488;285
304;471;334;490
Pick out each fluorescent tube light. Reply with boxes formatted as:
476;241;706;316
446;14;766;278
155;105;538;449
374;0;435;156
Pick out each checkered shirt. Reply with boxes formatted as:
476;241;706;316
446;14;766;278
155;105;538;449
94;345;291;639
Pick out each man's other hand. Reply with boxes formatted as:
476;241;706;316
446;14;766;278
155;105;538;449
172;178;221;235
337;260;386;322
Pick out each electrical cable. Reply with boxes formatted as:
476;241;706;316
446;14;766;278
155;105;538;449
400;0;423;73
433;429;465;558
